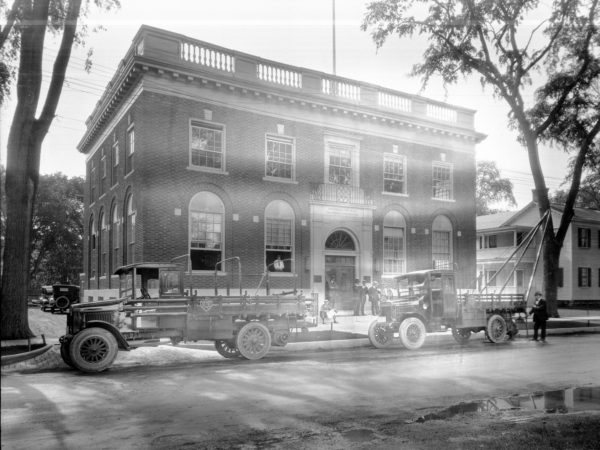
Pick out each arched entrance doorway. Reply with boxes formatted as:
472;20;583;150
324;230;357;310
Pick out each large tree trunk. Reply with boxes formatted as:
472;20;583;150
542;232;562;318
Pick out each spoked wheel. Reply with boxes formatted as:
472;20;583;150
60;341;75;368
69;327;119;373
486;314;507;343
368;320;394;349
235;322;271;360
214;340;241;359
452;328;471;345
399;317;427;350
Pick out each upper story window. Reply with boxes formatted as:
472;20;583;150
126;126;135;175
479;234;497;249
111;141;119;186
89;159;96;203
325;139;358;186
383;211;406;275
383;154;407;195
265;200;294;272
432;162;453;200
189;192;224;271
578;228;591;248
190;120;224;171
265;135;294;180
100;148;107;196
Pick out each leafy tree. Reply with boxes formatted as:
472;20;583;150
29;173;84;290
0;0;120;339
551;168;600;209
476;160;516;215
363;0;600;315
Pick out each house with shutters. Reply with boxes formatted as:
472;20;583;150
78;26;485;307
476;200;600;304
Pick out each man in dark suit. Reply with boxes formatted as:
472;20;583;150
529;291;548;342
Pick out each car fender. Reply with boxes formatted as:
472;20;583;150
84;320;130;350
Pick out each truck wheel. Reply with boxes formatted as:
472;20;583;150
486;314;507;343
399;317;426;350
272;330;289;347
69;327;119;373
452;328;471;345
236;322;271;360
368;320;394;348
214;340;241;359
60;341;75;368
55;296;70;311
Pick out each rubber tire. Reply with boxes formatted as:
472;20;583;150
452;328;471;345
399;317;427;350
486;314;507;343
55;296;70;310
69;327;119;373
235;322;271;360
368;320;394;348
60;341;75;368
214;340;241;359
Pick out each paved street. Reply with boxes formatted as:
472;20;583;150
2;333;599;449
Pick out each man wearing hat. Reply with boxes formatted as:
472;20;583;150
529;291;548;342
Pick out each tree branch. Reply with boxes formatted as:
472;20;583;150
0;0;23;50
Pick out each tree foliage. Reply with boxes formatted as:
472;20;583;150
0;0;119;339
363;0;600;314
551;169;600;209
476;160;516;215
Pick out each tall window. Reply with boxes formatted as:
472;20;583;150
432;215;453;269
326;141;356;185
190;121;224;170
124;194;135;265
100;148;107;196
110;203;119;275
383;154;407;194
432;162;453;200
126;126;135;174
487;270;497;287
578;267;591;287
89;160;96;203
111;141;119;186
189;192;224;271
265;200;294;272
265;135;294;180
88;215;95;281
578;228;591;248
383;211;406;274
98;210;106;277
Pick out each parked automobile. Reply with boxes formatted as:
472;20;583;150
41;284;80;314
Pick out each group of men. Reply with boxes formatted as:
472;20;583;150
352;279;382;316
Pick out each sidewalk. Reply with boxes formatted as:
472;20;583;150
2;310;599;373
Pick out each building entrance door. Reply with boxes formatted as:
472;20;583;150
325;255;356;310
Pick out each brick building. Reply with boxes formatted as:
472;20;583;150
79;26;485;306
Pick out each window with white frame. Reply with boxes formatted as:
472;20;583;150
432;162;453;200
578;228;591;248
432;215;453;269
126;126;135;175
189;192;224;271
111;141;119;186
265;200;294;272
383;211;406;275
578;267;591;287
383;154;407;194
325;140;357;185
487;270;497;287
265;135;294;180
190;121;224;170
89;160;96;203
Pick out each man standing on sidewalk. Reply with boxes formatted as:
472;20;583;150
529;291;548;342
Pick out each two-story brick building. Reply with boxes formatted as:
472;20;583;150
78;26;485;307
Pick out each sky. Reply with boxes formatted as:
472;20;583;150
0;0;570;209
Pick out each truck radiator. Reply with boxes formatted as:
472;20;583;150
83;311;117;324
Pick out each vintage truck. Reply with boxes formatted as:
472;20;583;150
368;269;526;350
59;261;313;372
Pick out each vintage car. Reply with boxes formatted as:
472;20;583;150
41;284;81;314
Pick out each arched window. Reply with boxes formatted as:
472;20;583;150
110;203;119;275
265;200;294;272
98;210;106;277
124;194;135;265
88;215;95;281
325;230;355;250
189;192;224;271
383;211;406;275
432;215;453;269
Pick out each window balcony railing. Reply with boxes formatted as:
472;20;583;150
310;183;374;206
